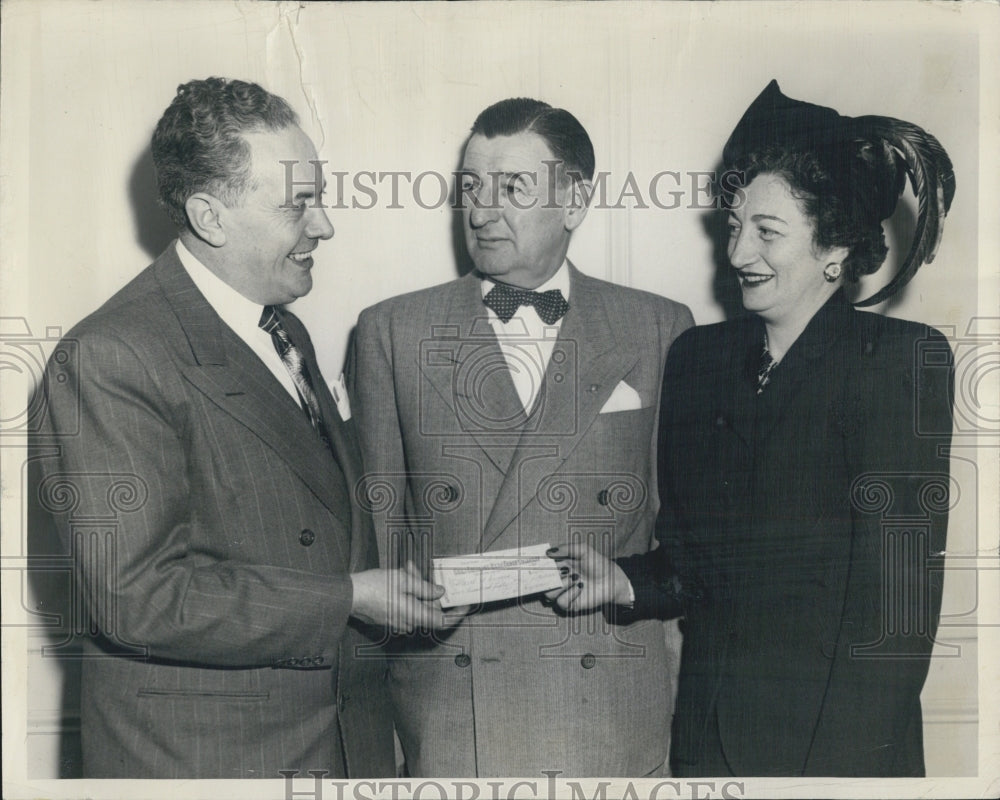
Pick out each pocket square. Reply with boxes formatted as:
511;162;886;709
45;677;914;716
599;380;643;413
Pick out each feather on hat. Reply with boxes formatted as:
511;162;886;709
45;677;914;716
723;80;955;306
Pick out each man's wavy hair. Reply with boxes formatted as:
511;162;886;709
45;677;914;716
151;77;298;228
471;97;595;184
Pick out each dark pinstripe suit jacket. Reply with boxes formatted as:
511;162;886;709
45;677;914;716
36;245;394;778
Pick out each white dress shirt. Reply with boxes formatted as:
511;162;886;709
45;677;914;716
481;261;570;414
175;239;304;409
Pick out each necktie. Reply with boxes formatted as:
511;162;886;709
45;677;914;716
259;305;331;447
483;282;569;325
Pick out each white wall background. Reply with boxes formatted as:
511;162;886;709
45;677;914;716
2;0;996;795
3;1;984;368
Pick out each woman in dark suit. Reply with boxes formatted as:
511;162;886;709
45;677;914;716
547;81;956;777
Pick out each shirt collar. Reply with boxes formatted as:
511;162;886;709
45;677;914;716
480;259;571;299
175;239;269;341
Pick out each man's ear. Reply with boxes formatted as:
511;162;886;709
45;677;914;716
563;179;592;232
184;193;227;247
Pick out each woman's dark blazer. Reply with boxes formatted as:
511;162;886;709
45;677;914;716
619;290;954;777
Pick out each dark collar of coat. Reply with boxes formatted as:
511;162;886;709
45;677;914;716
725;290;856;444
150;242;229;367
740;289;854;389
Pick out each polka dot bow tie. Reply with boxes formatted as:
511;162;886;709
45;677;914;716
482;282;570;325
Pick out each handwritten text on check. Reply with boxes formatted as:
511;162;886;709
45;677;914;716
433;544;564;608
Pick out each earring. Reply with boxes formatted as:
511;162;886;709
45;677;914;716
823;263;843;283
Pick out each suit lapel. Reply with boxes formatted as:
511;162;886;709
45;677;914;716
481;265;638;550
296;329;377;572
153;249;352;528
723;315;762;447
417;273;526;476
752;291;853;444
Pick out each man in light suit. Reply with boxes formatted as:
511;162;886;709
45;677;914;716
351;98;694;777
34;78;450;779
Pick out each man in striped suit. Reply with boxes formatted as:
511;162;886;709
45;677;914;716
34;77;449;779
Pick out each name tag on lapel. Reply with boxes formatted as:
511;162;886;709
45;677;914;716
329;373;351;421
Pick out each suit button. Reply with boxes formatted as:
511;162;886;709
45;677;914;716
299;529;316;546
580;654;596;669
821;641;837;659
553;373;564;383
597;489;609;506
454;654;471;668
338;695;348;712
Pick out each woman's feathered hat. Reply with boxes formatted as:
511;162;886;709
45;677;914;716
723;80;956;306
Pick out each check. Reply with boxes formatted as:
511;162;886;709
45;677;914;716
433;543;564;608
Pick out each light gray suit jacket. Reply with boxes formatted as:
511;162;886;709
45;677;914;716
350;264;693;777
34;245;394;778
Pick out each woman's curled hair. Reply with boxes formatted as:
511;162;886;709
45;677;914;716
724;141;905;283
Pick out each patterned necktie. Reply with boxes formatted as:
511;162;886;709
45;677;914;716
259;305;330;446
483;282;570;325
757;337;778;395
